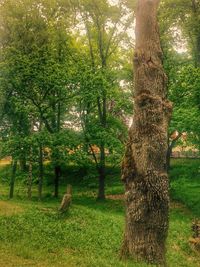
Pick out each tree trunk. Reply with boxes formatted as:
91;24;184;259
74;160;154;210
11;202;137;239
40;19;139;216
196;34;200;67
166;132;182;173
9;159;17;199
121;0;172;265
19;158;27;172
96;94;106;200
166;136;172;173
166;145;172;173
191;0;200;67
27;148;33;200
38;143;44;201
97;143;106;200
54;165;61;198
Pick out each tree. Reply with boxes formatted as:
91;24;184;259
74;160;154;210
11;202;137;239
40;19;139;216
9;159;17;199
120;0;172;265
0;0;76;198
159;0;200;166
74;0;133;199
160;0;200;67
169;64;200;150
0;88;33;198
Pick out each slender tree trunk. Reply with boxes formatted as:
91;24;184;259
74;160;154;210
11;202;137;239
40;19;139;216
97;142;106;200
166;135;172;173
27;148;33;200
196;34;200;67
38;144;44;201
121;0;172;265
166;132;182;172
97;95;106;200
19;158;27;172
166;145;172;173
9;159;17;199
54;165;61;198
191;0;200;67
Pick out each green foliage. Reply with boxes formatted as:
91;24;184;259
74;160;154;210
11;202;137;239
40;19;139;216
169;64;200;148
0;0;133;195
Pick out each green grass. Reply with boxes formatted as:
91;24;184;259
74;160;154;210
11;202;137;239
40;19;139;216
170;159;200;216
0;159;199;267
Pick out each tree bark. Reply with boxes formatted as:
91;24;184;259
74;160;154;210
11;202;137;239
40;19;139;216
121;0;172;265
9;159;17;199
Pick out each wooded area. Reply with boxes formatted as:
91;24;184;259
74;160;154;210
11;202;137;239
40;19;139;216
0;0;199;266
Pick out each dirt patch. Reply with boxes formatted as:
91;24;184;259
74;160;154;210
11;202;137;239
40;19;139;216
106;194;124;200
170;201;193;216
0;201;23;216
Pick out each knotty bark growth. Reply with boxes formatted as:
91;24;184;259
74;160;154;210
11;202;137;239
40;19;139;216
121;0;172;265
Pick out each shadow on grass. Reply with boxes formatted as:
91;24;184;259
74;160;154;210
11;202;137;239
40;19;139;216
73;193;125;215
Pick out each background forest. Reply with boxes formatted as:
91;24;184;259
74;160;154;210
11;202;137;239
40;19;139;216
0;0;199;267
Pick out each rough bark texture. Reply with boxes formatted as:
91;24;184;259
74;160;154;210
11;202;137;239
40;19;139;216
121;0;172;265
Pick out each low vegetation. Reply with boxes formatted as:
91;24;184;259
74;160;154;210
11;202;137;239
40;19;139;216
0;159;199;267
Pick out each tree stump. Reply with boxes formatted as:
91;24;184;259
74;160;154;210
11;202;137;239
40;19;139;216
59;185;72;213
189;220;200;251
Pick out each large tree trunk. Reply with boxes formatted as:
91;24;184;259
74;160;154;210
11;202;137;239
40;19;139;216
121;0;172;265
9;159;17;199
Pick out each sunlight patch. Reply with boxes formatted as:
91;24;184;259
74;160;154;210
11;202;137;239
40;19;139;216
0;201;23;216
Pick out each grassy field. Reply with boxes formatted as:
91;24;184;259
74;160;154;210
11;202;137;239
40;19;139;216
0;159;199;267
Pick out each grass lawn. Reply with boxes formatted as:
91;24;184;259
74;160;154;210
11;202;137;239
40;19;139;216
0;159;199;267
